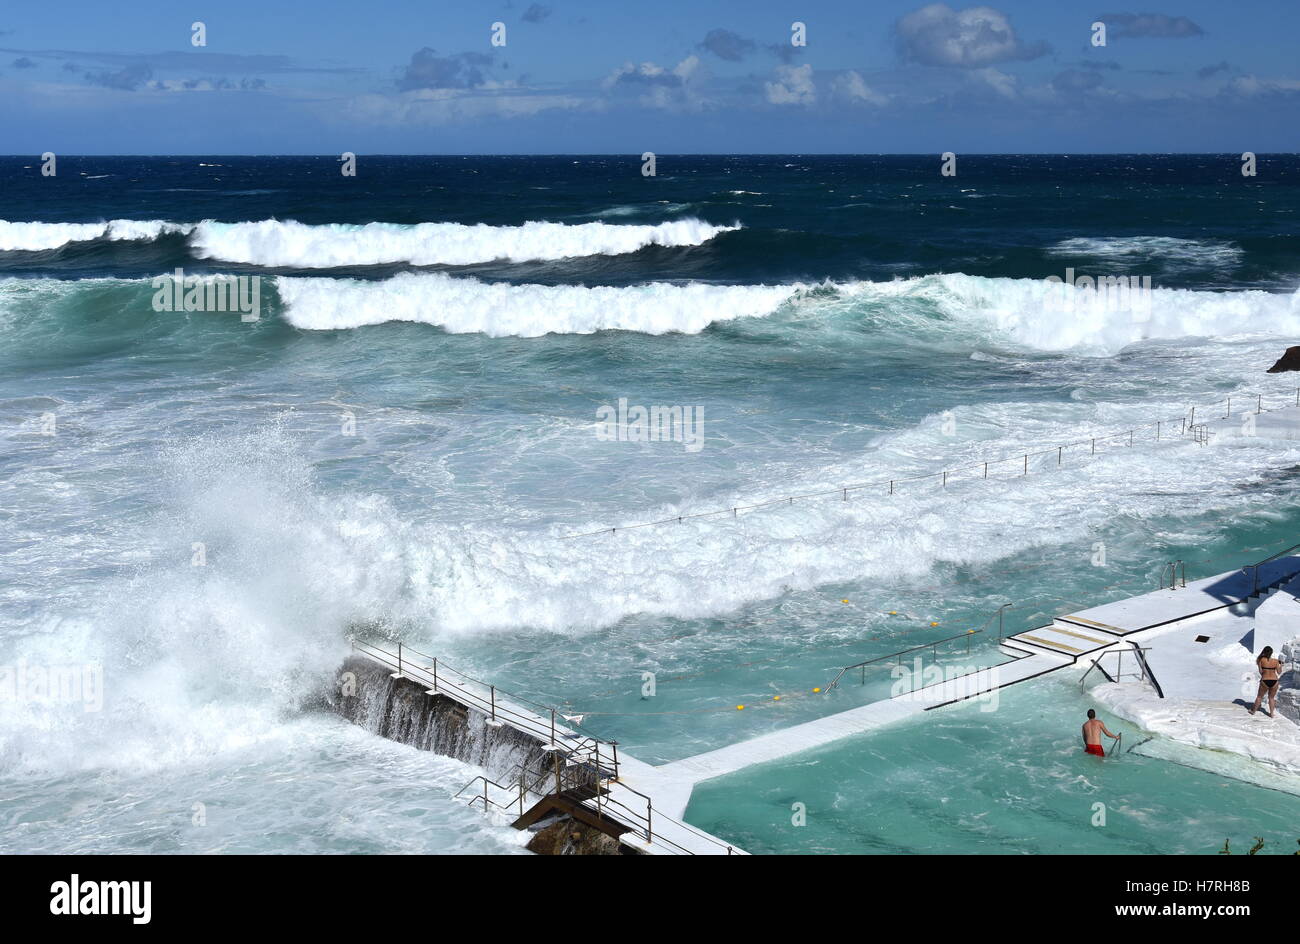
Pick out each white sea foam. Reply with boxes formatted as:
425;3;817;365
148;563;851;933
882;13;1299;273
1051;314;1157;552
192;218;738;267
1047;236;1244;269
837;273;1300;353
275;269;1300;350
277;272;797;336
0;219;193;251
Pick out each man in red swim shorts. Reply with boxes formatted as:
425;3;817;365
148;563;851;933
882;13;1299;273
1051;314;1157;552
1082;708;1119;757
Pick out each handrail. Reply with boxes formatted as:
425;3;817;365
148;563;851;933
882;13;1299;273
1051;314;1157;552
355;639;738;854
350;639;618;777
826;628;983;691
454;774;527;816
1128;642;1164;699
1246;541;1300;595
567;386;1300;540
985;602;1015;640
1079;643;1161;698
1078;653;1116;689
1158;560;1186;590
509;752;738;855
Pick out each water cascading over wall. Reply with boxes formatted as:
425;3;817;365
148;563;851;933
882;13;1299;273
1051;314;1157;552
323;655;551;781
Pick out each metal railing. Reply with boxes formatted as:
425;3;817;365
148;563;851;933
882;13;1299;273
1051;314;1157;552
493;750;739;855
351;639;618;778
454;774;528;817
1245;541;1300;596
825;604;1016;691
1080;642;1163;698
568;387;1300;540
826;629;983;691
357;639;738;855
1159;560;1186;590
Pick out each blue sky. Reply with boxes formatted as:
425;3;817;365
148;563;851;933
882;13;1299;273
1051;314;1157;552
1;1;1297;153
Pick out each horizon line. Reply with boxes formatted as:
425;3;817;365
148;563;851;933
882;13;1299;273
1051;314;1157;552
2;151;1297;159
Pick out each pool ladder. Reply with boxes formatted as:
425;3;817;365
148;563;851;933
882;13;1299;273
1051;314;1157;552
1158;560;1186;590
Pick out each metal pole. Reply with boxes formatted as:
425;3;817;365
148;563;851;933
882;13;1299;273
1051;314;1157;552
889;480;894;495
1091;438;1095;455
1190;406;1195;427
1156;421;1160;441
1023;455;1027;475
1057;446;1062;466
550;708;556;745
1225;397;1230;420
1257;394;1262;415
983;462;988;478
490;685;496;722
397;642;403;677
942;471;947;487
432;657;437;692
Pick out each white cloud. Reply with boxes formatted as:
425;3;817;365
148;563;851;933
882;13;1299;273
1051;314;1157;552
975;66;1017;99
765;63;815;105
895;3;1047;68
337;86;592;126
1227;74;1300;97
603;55;707;109
833;70;890;106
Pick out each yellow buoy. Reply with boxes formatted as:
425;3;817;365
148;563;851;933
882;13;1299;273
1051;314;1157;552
841;599;849;604
736;705;745;710
930;621;939;627
889;610;898;615
773;695;781;701
812;687;821;693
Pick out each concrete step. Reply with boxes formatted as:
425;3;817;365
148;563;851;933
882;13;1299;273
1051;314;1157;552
1002;622;1122;660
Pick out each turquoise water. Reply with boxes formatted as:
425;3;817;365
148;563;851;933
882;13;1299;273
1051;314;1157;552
686;680;1300;855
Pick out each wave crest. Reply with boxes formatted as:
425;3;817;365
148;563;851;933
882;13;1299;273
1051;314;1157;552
276;272;797;336
192;218;738;267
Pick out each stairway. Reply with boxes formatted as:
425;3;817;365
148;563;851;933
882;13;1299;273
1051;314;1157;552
1001;618;1124;662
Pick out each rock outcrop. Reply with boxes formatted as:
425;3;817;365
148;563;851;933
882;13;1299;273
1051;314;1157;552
1266;347;1300;373
525;816;632;855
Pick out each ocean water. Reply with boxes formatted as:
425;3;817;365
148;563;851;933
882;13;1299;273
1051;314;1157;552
2;154;1300;854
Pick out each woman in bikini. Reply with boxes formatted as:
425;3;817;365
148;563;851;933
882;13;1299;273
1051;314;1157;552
1249;646;1283;717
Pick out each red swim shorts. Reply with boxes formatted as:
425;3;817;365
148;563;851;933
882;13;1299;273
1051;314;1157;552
1084;743;1105;757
